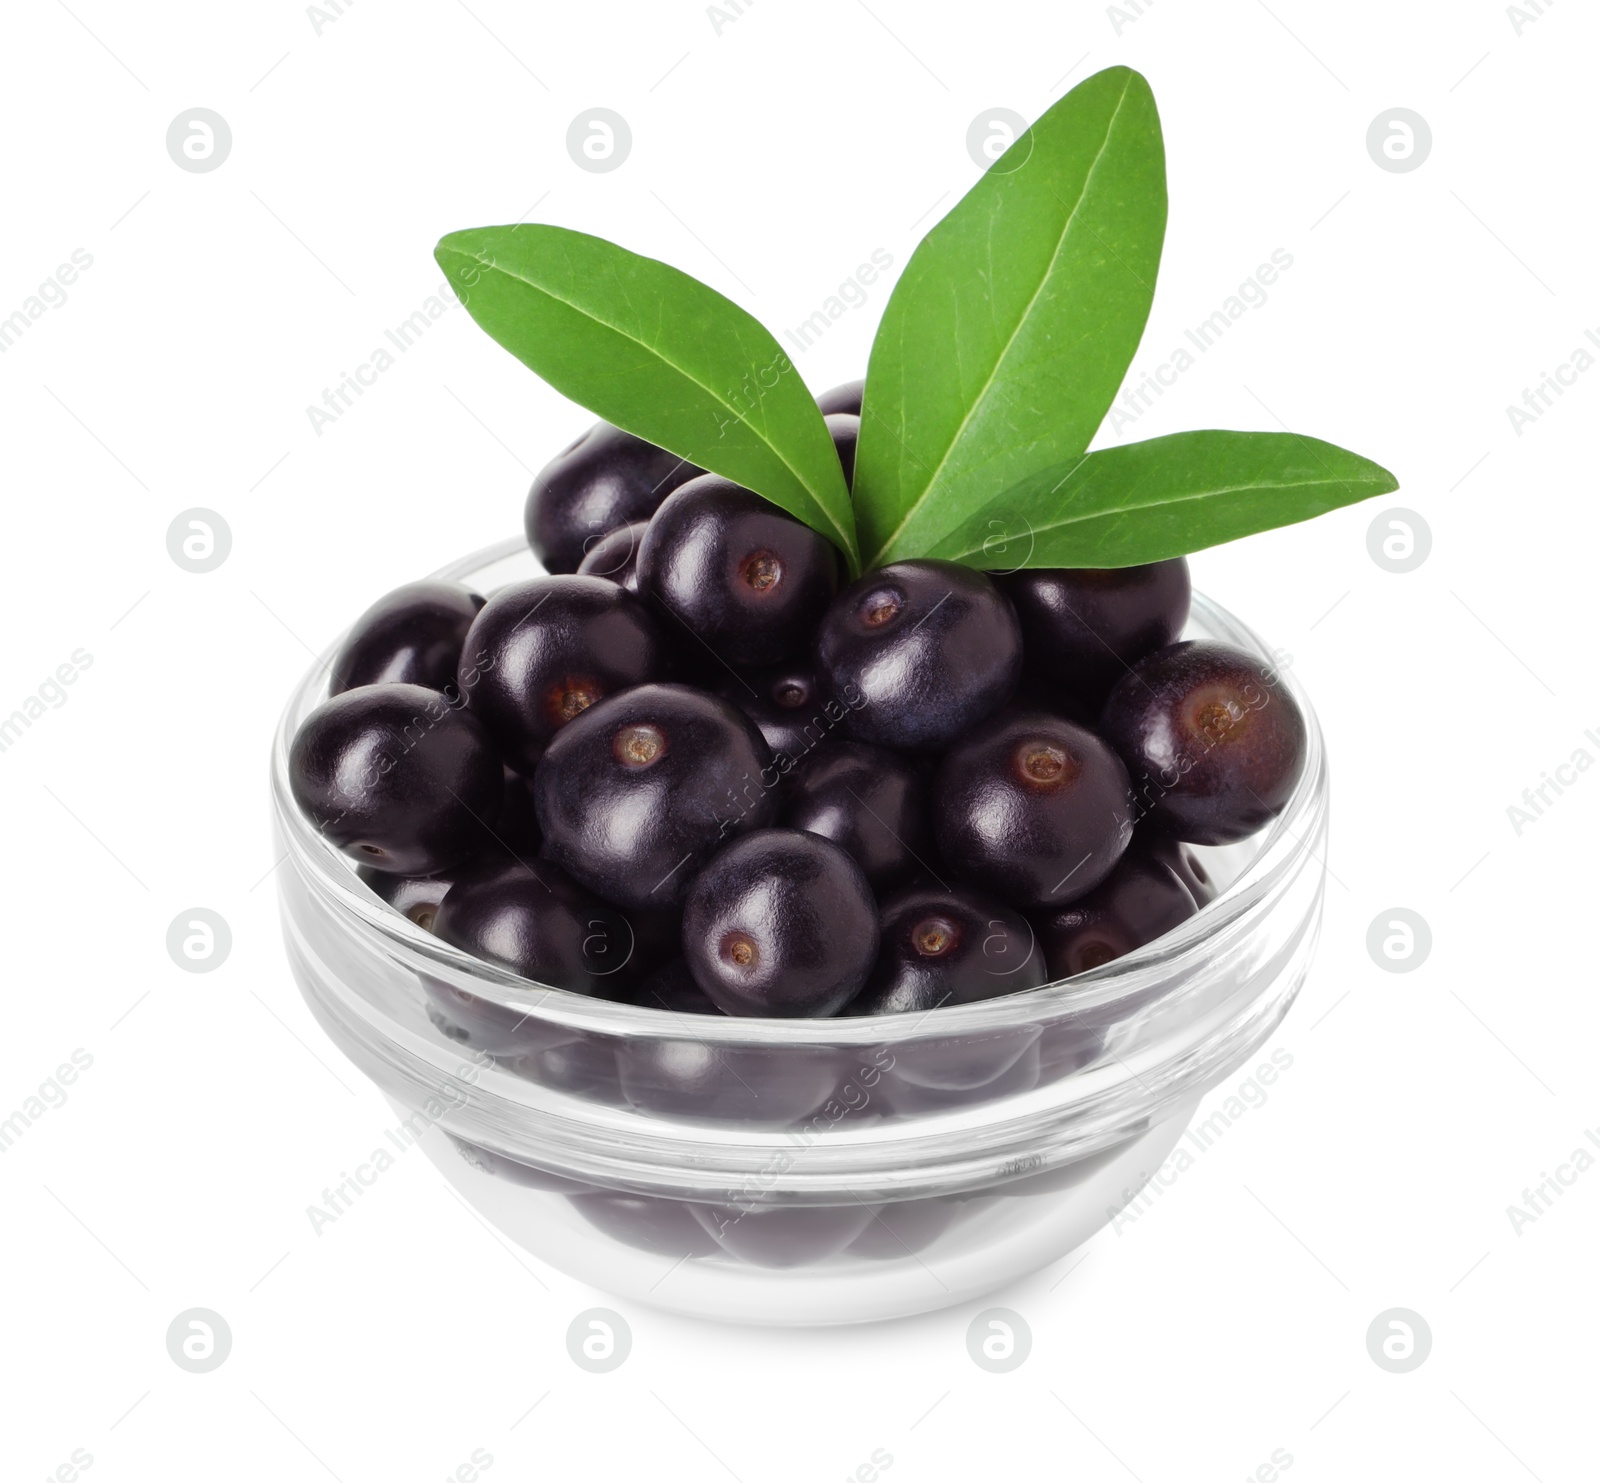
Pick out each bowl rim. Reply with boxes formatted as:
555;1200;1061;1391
270;535;1328;1051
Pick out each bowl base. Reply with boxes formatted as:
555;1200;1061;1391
393;1095;1200;1326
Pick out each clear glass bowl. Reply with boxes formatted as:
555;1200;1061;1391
271;537;1328;1326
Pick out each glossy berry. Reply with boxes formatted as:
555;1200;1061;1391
525;421;701;573
682;829;879;1017
535;683;777;910
1000;560;1190;708
575;519;648;593
825;412;859;487
290;683;502;876
638;475;839;667
784;740;931;891
360;866;455;932
816;560;1022;753
433;858;634;994
846;885;1045;1015
1100;641;1307;845
815;378;863;416
360;773;538;931
330;581;484;696
1033;847;1199;979
458;576;666;774
935;709;1133;908
715;661;839;768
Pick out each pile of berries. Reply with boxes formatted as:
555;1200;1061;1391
289;382;1307;1020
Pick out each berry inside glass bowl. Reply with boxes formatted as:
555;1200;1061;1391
273;532;1326;1325
269;61;1392;1323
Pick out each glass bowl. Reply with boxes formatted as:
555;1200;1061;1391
270;537;1327;1326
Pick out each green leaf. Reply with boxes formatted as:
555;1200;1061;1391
435;223;859;574
925;430;1399;569
855;66;1167;570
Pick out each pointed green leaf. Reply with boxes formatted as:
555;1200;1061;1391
926;429;1399;569
436;223;859;574
855;66;1166;570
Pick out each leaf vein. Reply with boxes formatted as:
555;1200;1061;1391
442;245;854;554
868;72;1139;568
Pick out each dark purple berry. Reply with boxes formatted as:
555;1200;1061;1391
825;412;859;487
433;858;635;995
290;683;501;875
638;475;839;667
816;560;1022;752
934;709;1133;908
575;519;648;593
1033;846;1199;978
525;422;701;574
359;866;455;931
682;829;878;1017
362;775;535;897
715;661;842;769
457;575;666;774
1100;641;1307;845
330;581;484;696
845;885;1045;1015
783;741;932;891
534;683;778;910
1000;560;1190;708
815;378;864;416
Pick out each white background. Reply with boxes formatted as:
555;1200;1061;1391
2;1;1596;1478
